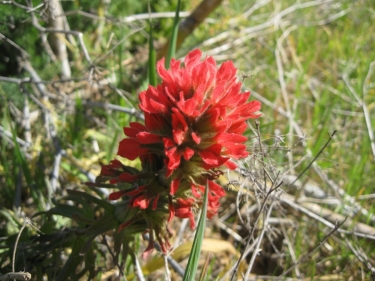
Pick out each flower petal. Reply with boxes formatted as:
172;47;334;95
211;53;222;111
170;177;181;195
118;138;148;160
136;132;162;144
182;147;195;161
109;190;127;200
191;132;201;144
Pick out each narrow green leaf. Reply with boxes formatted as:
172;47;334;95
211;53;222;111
8;110;45;211
148;19;157;86
67;189;114;212
117;27;125;87
42;202;86;219
72;97;84;157
0;112;13;200
166;0;181;69
107;127;119;163
0;208;22;228
36;231;76;255
10;123;32;186
71;213;95;224
84;242;97;280
79;235;96;255
65;195;95;220
183;181;208;281
56;236;86;281
78;212;118;237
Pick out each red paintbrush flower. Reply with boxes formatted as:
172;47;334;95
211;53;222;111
141;49;260;172
95;49;261;257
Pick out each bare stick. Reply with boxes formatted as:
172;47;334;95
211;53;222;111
27;5;92;65
142;233;185;277
0;32;29;58
61;10;190;23
0;272;31;281
244;201;276;279
164;255;171;281
10;218;41;279
46;0;71;78
229;181;282;281
22;95;31;144
129;249;145;281
83;102;143;120
255;120;267;191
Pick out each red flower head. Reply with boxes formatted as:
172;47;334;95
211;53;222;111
97;49;261;257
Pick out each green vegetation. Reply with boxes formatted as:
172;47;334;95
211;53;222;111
1;0;375;280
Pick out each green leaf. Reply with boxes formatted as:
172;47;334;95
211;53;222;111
71;96;84;157
148;20;157;86
66;189;114;212
107;128;119;163
9;110;45;211
42;202;86;219
0;108;14;202
79;235;97;255
166;0;181;69
56;236;86;281
0;208;22;230
71;213;95;224
183;181;208;281
35;230;76;254
77;212;118;238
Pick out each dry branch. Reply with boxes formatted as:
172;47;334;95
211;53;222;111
0;272;31;281
47;0;71;78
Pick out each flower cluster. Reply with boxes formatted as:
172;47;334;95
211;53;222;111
95;49;261;257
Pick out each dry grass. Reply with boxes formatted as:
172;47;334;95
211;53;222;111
1;0;375;280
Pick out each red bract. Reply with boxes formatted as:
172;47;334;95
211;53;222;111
174;198;196;229
95;49;261;257
139;49;261;178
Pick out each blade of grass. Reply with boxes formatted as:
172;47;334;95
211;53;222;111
165;0;181;69
107;126;119;163
72;97;84;157
148;15;157;87
56;236;86;281
8;110;45;211
117;27;125;88
183;180;208;281
0;117;14;202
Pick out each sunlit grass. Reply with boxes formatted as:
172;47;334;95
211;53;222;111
0;0;374;280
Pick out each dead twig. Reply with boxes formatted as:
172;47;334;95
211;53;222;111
7;218;42;281
0;272;31;281
229;180;282;281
